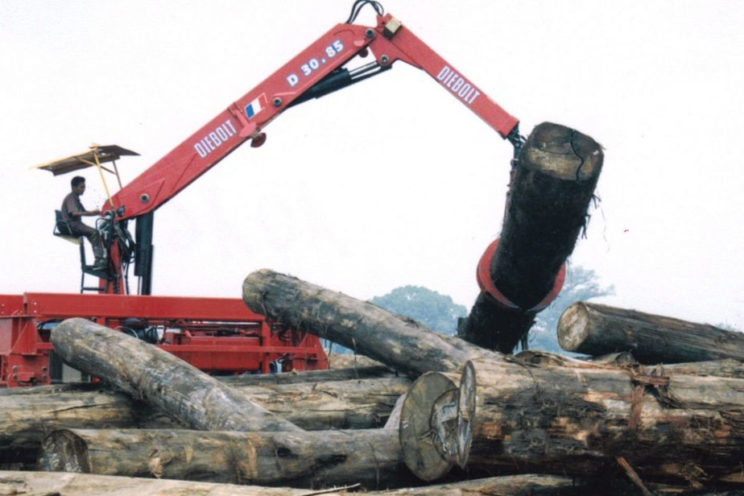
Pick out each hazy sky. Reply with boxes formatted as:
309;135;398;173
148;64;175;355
1;1;743;331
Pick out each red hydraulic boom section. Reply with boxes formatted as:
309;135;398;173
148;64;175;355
105;11;519;223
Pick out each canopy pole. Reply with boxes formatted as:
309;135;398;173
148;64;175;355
90;145;115;208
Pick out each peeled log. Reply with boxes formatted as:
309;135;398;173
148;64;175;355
558;302;744;363
40;428;413;489
459;122;603;353
51;318;301;432
242;269;500;378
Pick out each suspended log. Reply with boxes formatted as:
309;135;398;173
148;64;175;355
0;470;588;496
457;293;536;353
51;318;301;432
459;122;603;353
242;269;499;378
39;428;414;489
558;302;744;363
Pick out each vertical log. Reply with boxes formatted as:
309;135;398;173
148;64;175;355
460;122;603;353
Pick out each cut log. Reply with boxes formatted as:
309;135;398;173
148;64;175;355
558;302;744;363
242;269;500;378
0;375;409;467
459;122;603;353
0;470;588;496
456;358;744;486
0;390;176;467
51;318;301;432
39;428;414;489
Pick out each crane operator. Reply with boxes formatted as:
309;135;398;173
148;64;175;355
60;176;106;271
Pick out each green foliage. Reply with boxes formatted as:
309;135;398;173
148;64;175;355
370;285;468;336
527;265;614;354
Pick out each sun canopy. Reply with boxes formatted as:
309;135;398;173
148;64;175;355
32;145;139;176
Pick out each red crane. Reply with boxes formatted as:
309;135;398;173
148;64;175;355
1;1;523;387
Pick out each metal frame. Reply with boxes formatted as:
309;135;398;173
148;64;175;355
0;293;327;387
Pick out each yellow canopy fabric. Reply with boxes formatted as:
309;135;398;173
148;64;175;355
32;145;138;176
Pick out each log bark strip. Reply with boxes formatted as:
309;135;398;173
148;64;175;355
242;270;500;378
558;302;744;363
40;428;413;489
459;122;603;353
51;318;301;432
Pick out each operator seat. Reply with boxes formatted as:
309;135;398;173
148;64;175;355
53;210;110;293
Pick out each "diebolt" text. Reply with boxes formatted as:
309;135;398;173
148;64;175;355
194;119;237;158
436;65;481;105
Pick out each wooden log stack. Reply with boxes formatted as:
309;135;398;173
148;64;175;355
1;272;742;493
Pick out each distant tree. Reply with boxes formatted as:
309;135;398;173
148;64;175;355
370;285;468;336
527;265;614;354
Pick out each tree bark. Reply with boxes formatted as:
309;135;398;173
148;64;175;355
459;122;603;354
558;302;744;363
39;428;414;489
51;318;303;433
242;270;500;378
0;470;589;496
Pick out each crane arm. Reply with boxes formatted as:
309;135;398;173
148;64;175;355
106;10;519;221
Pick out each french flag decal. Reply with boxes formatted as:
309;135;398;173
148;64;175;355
245;94;267;119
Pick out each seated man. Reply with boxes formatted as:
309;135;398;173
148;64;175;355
61;176;106;270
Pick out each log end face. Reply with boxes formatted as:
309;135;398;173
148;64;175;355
521;122;603;181
399;372;457;481
557;302;591;352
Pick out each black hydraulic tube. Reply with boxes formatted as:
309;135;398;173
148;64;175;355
134;212;154;295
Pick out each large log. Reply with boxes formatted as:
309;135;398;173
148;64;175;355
0;470;588;496
242;270;500;378
40;428;414;489
558;301;744;363
51;318;301;432
449;358;744;487
459;122;603;353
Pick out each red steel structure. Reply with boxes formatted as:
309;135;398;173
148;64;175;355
1;1;553;387
0;293;326;387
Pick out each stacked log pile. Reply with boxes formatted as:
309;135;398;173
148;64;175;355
3;275;744;494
